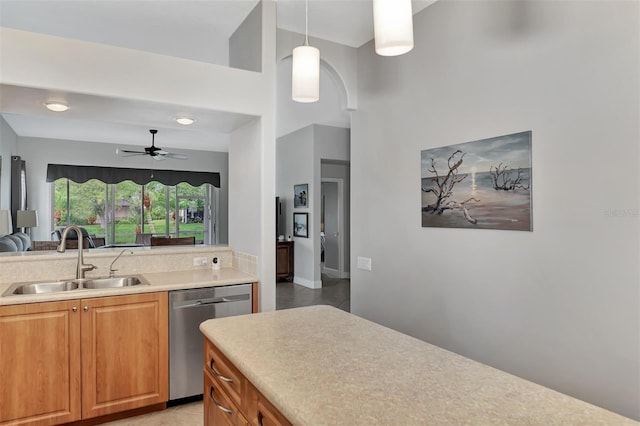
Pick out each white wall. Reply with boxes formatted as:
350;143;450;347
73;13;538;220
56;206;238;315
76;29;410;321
277;29;358;110
351;0;639;420
276;56;350;138
0;116;18;210
228;1;277;313
16;136;229;242
0;27;268;116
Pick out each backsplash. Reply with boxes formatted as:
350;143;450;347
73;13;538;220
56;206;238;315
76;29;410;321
232;250;258;276
0;246;257;284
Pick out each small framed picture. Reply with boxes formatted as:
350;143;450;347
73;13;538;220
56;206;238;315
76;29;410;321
294;184;308;208
293;212;309;238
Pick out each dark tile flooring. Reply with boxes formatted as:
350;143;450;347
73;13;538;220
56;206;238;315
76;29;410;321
276;274;350;312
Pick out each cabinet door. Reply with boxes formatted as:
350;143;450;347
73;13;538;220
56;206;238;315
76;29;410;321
0;300;81;426
81;292;168;418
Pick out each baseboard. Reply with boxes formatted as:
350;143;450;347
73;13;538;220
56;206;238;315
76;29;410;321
323;267;340;277
323;268;350;280
294;276;322;289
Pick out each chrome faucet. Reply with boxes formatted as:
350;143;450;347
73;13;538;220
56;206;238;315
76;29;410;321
57;225;97;279
109;249;133;278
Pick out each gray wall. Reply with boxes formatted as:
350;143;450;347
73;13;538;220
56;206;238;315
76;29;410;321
351;0;639;420
229;1;262;72
16;137;229;243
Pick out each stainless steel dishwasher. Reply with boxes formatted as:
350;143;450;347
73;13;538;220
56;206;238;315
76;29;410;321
169;284;252;401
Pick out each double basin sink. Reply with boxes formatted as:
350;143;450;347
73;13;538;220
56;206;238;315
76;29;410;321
2;275;150;297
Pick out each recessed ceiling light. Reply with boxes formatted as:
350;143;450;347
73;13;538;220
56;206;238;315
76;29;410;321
45;102;69;112
175;117;195;126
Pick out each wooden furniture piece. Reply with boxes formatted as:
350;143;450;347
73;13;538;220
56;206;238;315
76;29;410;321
150;236;195;246
0;292;168;426
276;241;294;282
204;338;291;426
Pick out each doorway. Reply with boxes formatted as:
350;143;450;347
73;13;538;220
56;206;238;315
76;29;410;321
321;179;343;277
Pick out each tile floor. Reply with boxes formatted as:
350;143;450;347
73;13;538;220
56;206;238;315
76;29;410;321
276;274;351;312
103;275;350;425
104;400;203;425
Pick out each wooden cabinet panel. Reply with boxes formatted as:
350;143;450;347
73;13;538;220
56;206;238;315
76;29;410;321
81;292;168;419
276;241;294;282
257;396;292;426
0;300;81;426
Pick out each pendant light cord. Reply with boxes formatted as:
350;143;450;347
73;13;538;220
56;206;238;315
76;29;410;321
305;0;309;46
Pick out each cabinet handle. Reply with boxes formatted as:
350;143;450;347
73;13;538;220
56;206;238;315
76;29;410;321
72;306;78;312
258;411;265;426
209;358;233;383
83;306;89;312
209;386;233;415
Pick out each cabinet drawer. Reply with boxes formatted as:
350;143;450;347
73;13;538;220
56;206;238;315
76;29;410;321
257;395;292;426
204;368;248;426
205;338;244;409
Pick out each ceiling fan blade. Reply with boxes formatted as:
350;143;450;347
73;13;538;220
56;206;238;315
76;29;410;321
152;155;167;161
119;149;147;154
164;153;188;160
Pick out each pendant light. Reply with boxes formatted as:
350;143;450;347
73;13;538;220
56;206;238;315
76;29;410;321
292;0;320;103
373;0;414;56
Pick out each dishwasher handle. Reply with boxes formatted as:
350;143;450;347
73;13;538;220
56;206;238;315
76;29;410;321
172;293;250;310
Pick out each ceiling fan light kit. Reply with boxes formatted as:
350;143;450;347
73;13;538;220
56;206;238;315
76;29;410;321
292;0;320;103
373;0;414;56
45;101;69;112
117;129;188;161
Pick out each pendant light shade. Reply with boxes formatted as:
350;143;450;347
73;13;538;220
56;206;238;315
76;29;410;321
292;0;319;103
292;45;320;103
373;0;414;56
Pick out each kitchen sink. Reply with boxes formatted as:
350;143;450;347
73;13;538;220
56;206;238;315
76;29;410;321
8;281;80;295
2;275;150;296
82;276;148;289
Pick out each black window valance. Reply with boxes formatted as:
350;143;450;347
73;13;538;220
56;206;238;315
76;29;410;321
46;164;220;188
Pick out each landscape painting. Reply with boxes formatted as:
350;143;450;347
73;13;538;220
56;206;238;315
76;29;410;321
421;131;532;231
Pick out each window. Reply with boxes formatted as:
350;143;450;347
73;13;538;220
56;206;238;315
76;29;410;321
52;179;216;245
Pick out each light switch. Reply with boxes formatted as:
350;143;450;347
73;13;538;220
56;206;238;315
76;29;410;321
357;256;372;271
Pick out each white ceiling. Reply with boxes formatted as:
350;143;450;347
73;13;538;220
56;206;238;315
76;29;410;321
0;0;435;152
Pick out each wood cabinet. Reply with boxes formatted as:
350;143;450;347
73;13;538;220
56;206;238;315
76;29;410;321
276;241;294;282
81;292;168;418
0;300;81;426
0;292;168;426
204;338;291;426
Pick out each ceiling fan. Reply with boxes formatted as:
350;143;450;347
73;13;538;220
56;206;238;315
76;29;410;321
116;129;188;161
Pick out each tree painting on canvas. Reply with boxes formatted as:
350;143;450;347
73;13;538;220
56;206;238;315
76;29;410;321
421;131;532;231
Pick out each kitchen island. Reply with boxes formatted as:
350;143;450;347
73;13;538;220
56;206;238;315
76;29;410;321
200;305;636;425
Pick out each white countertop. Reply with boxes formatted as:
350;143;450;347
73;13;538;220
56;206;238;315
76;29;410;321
200;305;637;426
0;268;257;305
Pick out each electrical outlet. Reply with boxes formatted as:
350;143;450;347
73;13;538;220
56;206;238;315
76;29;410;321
357;256;372;271
193;257;208;267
